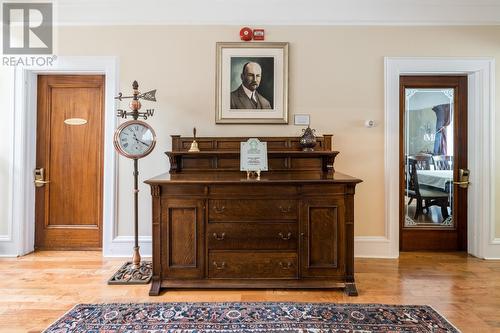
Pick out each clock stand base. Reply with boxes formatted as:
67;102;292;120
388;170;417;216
107;261;153;285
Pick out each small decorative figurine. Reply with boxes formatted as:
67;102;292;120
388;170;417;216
299;126;317;151
188;127;200;152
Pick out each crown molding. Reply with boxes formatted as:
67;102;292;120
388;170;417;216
52;0;500;26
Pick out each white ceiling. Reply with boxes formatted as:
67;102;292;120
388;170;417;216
53;0;500;26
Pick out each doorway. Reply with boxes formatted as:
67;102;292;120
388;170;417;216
35;75;105;250
399;75;468;251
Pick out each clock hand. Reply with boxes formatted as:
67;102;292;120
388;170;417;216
130;132;149;146
135;138;150;147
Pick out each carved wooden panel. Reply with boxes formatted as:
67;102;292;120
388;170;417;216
290;158;322;170
268;158;288;169
309;207;338;267
169;208;197;267
217;158;239;169
301;198;345;277
182;157;213;170
163;199;204;279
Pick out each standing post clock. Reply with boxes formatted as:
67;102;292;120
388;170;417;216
108;81;157;284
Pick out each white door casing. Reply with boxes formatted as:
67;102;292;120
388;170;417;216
380;57;497;259
2;56;134;257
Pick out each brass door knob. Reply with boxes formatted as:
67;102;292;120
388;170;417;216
34;168;50;187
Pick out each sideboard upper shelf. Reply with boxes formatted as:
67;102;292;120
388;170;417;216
165;135;339;174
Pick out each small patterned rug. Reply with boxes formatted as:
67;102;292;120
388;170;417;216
43;302;459;332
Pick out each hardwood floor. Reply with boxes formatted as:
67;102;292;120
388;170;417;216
0;251;499;332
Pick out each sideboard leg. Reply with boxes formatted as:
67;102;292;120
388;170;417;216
149;278;161;296
345;282;358;296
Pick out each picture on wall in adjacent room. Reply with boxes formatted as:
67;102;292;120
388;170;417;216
215;42;288;124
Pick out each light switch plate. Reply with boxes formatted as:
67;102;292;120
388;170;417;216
294;114;310;126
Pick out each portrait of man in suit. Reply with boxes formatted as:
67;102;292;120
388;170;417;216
216;43;287;123
230;59;274;109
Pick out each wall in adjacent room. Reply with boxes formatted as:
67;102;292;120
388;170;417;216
1;25;499;246
407;108;437;156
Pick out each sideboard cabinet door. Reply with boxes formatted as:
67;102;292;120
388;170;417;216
162;198;205;279
300;198;345;277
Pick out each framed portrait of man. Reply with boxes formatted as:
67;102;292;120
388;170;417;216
215;42;289;124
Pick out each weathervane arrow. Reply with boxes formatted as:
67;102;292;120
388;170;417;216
115;89;156;102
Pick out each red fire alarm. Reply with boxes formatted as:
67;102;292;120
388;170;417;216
253;29;265;40
240;27;253;41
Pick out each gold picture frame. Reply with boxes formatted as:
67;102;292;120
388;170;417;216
215;42;289;124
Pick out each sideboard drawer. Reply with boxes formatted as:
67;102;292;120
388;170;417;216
209;199;297;221
209;252;297;279
207;223;297;250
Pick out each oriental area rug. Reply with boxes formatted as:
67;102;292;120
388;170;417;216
43;302;460;333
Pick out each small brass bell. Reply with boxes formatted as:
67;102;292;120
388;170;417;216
188;127;200;152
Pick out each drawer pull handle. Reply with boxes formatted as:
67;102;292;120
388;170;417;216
279;262;293;270
213;205;225;213
278;232;292;240
213;232;225;241
279;205;292;213
213;261;226;270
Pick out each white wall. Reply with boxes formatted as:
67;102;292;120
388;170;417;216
1;25;499;252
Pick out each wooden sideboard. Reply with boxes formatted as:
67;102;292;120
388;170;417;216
145;136;362;296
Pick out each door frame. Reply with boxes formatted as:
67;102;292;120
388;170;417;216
398;75;468;251
8;56;119;256
384;57;497;259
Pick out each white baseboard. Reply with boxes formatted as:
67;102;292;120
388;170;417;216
103;235;397;259
102;235;500;259
104;235;152;258
354;236;397;258
0;234;17;257
483;238;500;259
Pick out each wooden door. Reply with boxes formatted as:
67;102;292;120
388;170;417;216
35;75;104;250
399;76;468;251
300;198;345;277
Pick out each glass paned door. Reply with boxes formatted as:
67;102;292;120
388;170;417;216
399;75;467;251
404;88;454;228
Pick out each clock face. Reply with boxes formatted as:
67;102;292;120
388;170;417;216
114;120;156;159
